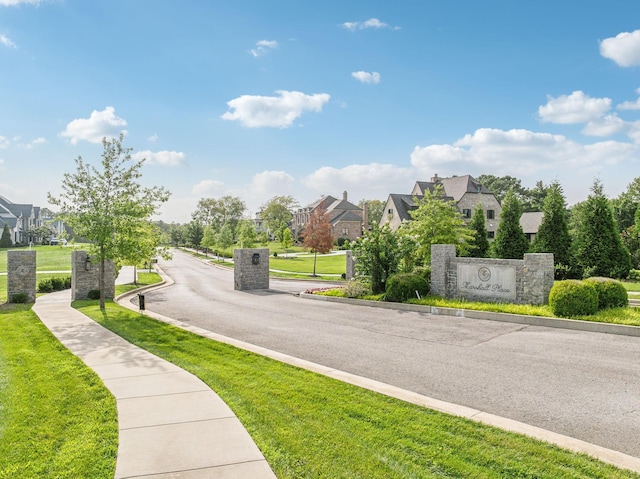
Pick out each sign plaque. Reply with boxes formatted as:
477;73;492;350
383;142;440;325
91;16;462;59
457;264;516;300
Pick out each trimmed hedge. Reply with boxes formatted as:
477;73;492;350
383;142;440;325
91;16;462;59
549;280;598;318
584;277;628;310
385;273;429;303
37;276;72;293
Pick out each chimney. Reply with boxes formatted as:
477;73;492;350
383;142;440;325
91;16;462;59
431;173;440;183
363;202;369;232
343;191;348;201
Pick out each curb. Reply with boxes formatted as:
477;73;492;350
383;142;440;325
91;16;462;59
300;293;640;338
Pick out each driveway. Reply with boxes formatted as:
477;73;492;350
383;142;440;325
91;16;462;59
138;249;640;458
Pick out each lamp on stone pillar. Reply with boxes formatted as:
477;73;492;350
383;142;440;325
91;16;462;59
85;256;92;271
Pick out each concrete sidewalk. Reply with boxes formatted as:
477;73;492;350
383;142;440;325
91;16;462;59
33;290;276;479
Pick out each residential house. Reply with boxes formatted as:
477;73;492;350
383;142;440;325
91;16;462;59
0;195;65;246
520;211;544;243
292;191;364;242
381;174;503;238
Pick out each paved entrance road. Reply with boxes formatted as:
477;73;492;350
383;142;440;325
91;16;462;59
141;250;640;458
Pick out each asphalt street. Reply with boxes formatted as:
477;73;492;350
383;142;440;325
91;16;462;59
138;249;640;458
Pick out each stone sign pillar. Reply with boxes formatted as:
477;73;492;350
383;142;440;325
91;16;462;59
345;250;355;280
72;250;116;300
430;244;456;297
7;250;36;303
234;248;269;291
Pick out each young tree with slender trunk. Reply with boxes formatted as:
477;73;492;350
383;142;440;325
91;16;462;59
49;134;170;309
302;207;333;276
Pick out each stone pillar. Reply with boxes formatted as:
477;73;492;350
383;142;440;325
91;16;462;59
72;250;116;300
234;248;269;291
7;250;36;303
345;250;355;280
430;244;456;297
523;253;554;305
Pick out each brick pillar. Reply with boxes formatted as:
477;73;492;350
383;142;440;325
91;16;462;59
7;250;36;303
234;248;269;291
430;244;456;297
523;253;554;305
72;250;116;300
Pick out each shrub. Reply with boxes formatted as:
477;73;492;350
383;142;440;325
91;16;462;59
87;289;101;300
10;292;29;303
628;269;640;281
342;280;371;299
273;251;278;258
412;266;431;283
584;277;628;310
50;277;65;291
37;278;53;293
64;276;72;289
548;280;598;318
385;273;429;303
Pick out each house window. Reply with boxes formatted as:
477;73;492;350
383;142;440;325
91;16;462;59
487;231;495;239
388;208;393;217
462;209;471;218
342;228;349;236
487;210;495;219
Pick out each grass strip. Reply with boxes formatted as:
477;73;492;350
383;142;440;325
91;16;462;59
0;304;117;478
77;300;639;478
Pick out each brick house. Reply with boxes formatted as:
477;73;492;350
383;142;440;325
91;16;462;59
292;191;364;242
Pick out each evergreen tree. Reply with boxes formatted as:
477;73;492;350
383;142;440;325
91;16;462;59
492;189;529;259
573;180;631;278
532;181;572;267
466;204;489;258
0;223;12;248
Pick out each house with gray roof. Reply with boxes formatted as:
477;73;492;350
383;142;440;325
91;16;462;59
292;191;363;242
0;195;49;245
381;174;503;238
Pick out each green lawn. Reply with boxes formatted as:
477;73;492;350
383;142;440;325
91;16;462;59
270;253;345;275
0;304;117;478
76;300;639;478
0;245;75;272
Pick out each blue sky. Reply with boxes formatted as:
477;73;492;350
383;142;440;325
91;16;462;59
2;0;640;223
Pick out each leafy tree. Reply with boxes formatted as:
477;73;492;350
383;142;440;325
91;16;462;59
400;185;474;265
302;206;333;276
522;180;548;212
257;231;269;246
118;221;169;282
27;224;56;244
532;182;572;268
216;222;234;255
352;225;402;294
237;220;257;248
169;223;185;246
611;177;640;232
572;180;631;278
358;199;385;229
201;225;217;255
281;227;293;256
477;174;525;203
466;204;489;258
492;189;529;259
48;134;170;309
185;220;204;249
260;195;298;238
0;223;11;248
192;196;245;237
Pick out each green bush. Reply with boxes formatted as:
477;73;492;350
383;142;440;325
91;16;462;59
37;278;53;293
584;277;628;310
385;273;429;303
50;277;65;291
64;276;72;289
10;292;29;303
548;280;598;318
342;280;371;298
87;289;101;300
628;269;640;281
412;266;431;283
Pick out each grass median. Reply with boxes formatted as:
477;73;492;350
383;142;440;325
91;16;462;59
77;299;638;478
0;304;117;478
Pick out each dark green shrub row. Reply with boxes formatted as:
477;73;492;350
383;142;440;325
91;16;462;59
37;276;72;293
385;273;429;303
549;278;627;318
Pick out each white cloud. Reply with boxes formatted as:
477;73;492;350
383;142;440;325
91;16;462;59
221;90;330;128
538;91;611;124
0;136;8;148
600;29;640;67
351;71;381;84
341;18;397;31
0;0;42;5
617;98;640;110
0;34;15;48
250;39;278;57
410;128;639;177
192;179;224;196
251;170;294;194
581;114;627;137
148;133;158;142
303;163;413;195
60;106;127;144
133;150;185;166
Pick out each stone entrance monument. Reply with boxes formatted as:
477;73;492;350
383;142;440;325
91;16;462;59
71;250;115;300
7;250;36;303
234;248;269;291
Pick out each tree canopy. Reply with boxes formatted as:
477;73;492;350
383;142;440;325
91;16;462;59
192;195;245;237
48;134;170;308
358;199;385;229
260;195;298;239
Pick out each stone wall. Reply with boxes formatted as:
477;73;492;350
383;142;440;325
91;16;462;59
71;250;116;300
345;250;355;280
7;250;36;302
431;244;553;305
234;248;269;291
